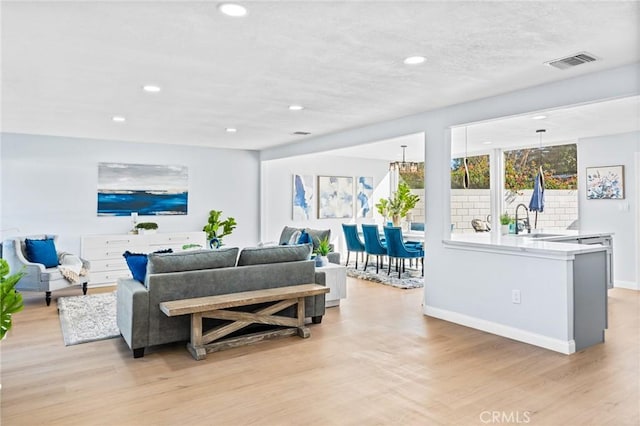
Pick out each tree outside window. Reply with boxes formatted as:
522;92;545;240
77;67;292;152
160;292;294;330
450;155;490;189
504;144;577;190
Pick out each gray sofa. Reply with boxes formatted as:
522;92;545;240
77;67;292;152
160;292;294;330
278;226;341;265
116;244;326;358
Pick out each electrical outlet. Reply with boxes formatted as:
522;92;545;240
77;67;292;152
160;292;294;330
512;289;521;304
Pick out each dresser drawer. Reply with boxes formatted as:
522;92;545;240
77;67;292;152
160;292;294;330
89;258;128;273
89;270;132;285
83;245;146;260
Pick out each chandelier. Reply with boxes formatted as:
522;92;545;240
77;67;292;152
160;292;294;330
389;145;419;172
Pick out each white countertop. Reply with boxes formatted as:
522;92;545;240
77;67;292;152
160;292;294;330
443;230;612;258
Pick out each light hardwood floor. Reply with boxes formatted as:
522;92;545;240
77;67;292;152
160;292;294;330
1;279;638;425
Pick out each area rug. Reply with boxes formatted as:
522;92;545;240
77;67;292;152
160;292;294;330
346;264;424;289
57;291;119;346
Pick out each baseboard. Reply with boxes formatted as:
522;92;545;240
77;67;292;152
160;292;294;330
614;280;639;291
424;305;575;354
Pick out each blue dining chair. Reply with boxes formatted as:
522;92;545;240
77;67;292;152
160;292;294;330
341;224;365;269
361;224;387;273
383;226;424;278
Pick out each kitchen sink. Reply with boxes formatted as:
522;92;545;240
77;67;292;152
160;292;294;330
516;233;565;239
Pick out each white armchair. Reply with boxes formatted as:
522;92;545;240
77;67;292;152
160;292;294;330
2;235;88;306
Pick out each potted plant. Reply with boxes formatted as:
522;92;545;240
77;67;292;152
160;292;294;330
135;222;158;235
500;213;512;235
376;182;420;227
376;198;390;223
1;259;25;339
203;210;237;248
314;237;331;267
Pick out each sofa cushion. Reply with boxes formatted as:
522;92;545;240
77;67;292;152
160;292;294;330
237;244;312;266
25;238;59;268
147;248;239;276
279;226;301;245
297;230;312;245
305;228;331;251
124;249;173;283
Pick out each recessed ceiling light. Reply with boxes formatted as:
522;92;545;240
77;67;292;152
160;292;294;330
288;105;304;111
482;141;493;145
112;116;126;122
403;56;426;65
218;3;247;17
225;128;237;133
532;115;547;120
142;85;161;93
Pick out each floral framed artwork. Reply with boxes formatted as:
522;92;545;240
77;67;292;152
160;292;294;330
317;176;353;219
586;165;624;199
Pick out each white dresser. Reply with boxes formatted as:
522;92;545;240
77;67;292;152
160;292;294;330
81;232;206;286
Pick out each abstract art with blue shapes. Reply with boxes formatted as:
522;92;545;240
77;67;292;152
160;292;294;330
356;176;373;218
292;174;314;220
97;163;188;216
318;176;353;219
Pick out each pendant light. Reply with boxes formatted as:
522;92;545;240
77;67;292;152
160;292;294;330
389;145;419;172
463;127;470;189
536;129;546;187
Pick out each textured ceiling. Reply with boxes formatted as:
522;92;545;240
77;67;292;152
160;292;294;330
2;1;639;150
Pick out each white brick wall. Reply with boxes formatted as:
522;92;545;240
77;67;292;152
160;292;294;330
450;189;578;233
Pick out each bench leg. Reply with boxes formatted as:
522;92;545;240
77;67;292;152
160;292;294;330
312;316;323;324
133;348;145;358
187;343;207;361
296;297;310;338
189;313;207;361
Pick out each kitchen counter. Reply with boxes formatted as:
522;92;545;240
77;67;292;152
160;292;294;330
443;230;612;259
425;229;613;354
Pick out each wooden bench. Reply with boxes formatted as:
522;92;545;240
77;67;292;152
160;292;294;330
159;284;329;360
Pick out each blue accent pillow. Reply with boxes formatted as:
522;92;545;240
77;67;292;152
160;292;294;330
25;238;59;268
123;249;173;283
297;230;312;245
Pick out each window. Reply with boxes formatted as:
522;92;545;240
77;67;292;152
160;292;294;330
450;155;490;189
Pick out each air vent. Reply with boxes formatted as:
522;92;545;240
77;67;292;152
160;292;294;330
545;52;597;70
292;131;311;136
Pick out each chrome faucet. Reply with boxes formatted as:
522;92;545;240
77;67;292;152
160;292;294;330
515;204;531;235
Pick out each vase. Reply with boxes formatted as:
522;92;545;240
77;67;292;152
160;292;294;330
315;255;328;267
501;225;509;235
209;238;221;249
392;215;401;227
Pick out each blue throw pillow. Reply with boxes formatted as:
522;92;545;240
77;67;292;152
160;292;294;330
297;230;312;245
123;249;172;283
25;238;59;268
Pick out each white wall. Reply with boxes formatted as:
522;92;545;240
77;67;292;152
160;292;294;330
578;131;640;288
262;154;391;254
1;133;261;253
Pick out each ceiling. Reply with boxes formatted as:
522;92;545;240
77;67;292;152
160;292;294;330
2;1;639;151
320;95;640;162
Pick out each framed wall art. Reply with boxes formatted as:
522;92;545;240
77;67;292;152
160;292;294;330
586;165;624;200
98;162;188;216
317;176;353;219
356;176;374;218
292;174;314;220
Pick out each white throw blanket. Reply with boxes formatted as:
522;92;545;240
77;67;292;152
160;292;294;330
58;252;89;284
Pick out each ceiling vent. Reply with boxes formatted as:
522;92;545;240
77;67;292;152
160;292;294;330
545;52;597;70
292;131;311;136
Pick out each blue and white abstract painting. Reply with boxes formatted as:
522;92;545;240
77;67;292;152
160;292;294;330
97;163;188;216
292;174;314;220
318;176;353;219
356;176;374;218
